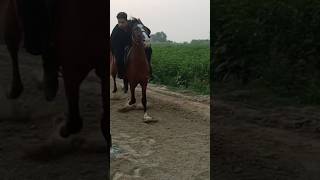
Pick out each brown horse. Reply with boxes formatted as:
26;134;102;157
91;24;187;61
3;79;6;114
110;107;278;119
120;18;155;122
110;19;152;97
4;0;110;177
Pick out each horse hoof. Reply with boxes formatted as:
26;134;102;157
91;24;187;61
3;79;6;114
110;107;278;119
59;124;70;138
127;103;137;110
59;124;83;138
121;87;128;94
36;81;44;90
58;118;83;138
7;83;24;99
44;82;58;101
110;92;120;100
43;70;59;101
118;103;136;112
45;92;57;101
143;113;156;123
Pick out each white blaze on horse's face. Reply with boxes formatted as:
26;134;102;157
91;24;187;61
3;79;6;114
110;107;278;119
137;24;151;48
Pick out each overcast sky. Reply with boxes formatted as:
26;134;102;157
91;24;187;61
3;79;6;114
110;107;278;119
110;0;210;43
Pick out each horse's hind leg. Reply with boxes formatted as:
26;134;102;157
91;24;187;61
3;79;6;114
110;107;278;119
111;57;117;93
123;78;128;93
5;0;23;99
112;75;117;93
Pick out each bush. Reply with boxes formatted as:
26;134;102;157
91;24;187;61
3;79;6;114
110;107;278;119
212;0;320;102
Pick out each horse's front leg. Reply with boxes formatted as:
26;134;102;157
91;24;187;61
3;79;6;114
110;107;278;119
5;0;23;99
42;46;59;101
141;82;147;112
95;61;111;148
118;81;137;112
141;82;153;122
95;60;111;180
59;69;86;138
129;82;137;105
6;45;23;99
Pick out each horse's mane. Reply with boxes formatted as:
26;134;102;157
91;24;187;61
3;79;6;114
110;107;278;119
128;17;151;35
128;17;143;28
129;17;140;23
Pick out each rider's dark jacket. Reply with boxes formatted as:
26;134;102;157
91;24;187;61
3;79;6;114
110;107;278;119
110;24;131;61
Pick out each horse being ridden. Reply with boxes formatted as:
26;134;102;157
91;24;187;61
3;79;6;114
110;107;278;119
122;18;155;122
110;12;153;94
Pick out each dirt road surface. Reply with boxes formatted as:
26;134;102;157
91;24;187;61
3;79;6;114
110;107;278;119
110;80;210;179
212;96;320;180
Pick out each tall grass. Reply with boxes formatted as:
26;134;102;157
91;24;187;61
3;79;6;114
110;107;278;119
212;0;320;104
151;43;210;94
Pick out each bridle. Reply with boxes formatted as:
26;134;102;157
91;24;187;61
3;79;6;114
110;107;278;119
131;26;143;46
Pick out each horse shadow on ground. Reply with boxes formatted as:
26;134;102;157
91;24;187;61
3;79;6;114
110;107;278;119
22;135;107;162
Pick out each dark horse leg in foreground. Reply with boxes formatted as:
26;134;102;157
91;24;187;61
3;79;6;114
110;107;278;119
4;0;23;99
4;0;58;100
5;1;111;178
54;0;110;146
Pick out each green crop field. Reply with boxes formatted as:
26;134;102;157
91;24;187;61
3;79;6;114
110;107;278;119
151;42;210;95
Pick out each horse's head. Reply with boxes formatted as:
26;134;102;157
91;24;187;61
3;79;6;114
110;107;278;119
129;18;151;48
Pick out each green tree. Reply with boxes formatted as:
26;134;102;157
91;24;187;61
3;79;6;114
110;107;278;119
151;31;167;42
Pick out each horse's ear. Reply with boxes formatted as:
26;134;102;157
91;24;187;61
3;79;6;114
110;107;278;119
145;27;151;35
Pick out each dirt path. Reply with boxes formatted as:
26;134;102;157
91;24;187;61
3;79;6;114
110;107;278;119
110;80;210;179
0;46;210;180
212;98;320;180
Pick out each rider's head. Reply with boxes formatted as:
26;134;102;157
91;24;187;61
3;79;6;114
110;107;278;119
117;12;128;30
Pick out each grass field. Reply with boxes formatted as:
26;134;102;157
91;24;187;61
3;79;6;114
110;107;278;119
151;42;210;95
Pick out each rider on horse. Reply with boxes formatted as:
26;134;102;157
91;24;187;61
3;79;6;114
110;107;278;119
110;12;153;81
